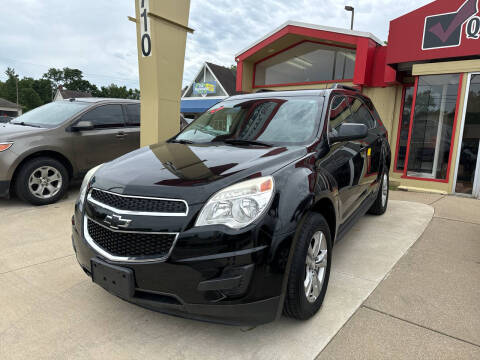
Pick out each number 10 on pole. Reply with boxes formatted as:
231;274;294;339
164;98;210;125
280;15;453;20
139;0;152;57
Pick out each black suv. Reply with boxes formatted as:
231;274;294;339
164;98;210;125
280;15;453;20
72;87;391;325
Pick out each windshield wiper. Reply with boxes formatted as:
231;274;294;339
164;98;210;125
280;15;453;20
168;139;195;144
11;121;42;128
222;139;273;147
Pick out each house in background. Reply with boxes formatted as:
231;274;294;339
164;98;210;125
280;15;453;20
54;85;92;101
181;62;238;120
0;98;22;117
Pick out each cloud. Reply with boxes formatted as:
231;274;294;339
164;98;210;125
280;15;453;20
0;0;432;90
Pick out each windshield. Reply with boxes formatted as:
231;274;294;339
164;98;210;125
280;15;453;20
175;96;323;145
11;101;90;128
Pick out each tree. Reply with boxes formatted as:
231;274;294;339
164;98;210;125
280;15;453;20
19;88;43;112
43;68;64;88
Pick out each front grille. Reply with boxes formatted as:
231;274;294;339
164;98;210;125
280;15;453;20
90;189;187;214
87;219;177;259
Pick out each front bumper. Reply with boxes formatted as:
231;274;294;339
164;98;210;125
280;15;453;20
72;209;291;326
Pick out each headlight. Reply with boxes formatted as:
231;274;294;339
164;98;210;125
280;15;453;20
195;176;274;229
78;164;103;211
0;142;13;152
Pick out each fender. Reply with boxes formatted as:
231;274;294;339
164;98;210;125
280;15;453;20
8;145;77;180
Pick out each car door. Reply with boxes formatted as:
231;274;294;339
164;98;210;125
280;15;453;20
319;95;364;223
347;96;382;202
71;103;128;173
123;103;141;151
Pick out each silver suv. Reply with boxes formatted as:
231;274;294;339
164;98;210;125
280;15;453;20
0;98;140;205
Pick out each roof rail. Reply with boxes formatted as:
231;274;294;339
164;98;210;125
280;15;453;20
330;84;360;92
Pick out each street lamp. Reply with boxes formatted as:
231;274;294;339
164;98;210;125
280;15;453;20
345;6;354;30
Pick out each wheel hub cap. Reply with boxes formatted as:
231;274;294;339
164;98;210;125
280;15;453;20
304;231;328;303
28;166;63;199
381;173;388;207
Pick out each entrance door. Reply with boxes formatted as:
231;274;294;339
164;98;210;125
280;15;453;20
454;73;480;198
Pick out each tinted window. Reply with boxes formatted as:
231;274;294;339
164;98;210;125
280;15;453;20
126;104;140;126
349;98;376;129
329;96;353;131
81;105;125;128
175;96;323;145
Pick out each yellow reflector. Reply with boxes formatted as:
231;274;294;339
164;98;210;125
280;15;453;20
367;148;372;156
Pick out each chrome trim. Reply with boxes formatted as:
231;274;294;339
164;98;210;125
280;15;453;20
83;215;180;263
87;188;189;217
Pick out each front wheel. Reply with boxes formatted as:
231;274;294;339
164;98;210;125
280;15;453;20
284;213;332;320
368;171;389;215
15;157;69;205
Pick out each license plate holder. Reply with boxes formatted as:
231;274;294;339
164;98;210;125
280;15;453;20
91;258;135;299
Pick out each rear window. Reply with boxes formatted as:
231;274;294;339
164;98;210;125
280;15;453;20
126;104;140;126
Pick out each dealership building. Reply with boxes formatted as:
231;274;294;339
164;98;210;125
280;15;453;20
233;0;480;197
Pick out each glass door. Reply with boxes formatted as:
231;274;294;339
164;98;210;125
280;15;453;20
454;73;480;198
406;74;461;180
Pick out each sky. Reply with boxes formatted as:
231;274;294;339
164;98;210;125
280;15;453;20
0;0;433;90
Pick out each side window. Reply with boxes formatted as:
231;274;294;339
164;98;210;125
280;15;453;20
125;104;140;126
349;97;376;129
329;96;353;131
81;104;125;129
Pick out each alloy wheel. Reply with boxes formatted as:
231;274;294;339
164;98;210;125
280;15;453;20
28;166;63;199
381;173;388;207
304;231;328;303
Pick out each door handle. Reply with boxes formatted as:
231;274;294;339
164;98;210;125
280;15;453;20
116;131;126;138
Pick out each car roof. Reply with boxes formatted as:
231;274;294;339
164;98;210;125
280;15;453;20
228;89;328;101
62;98;140;104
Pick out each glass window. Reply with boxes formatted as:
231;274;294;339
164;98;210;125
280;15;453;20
126;104;140;126
329;96;353;131
254;42;356;87
349;97;376;129
10;101;89;128
406;74;460;180
455;74;480;194
81;104;125;129
175;96;323;145
396;87;414;171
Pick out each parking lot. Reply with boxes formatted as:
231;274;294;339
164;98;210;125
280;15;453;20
0;188;449;359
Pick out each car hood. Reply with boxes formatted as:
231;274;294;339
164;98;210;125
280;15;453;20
92;142;307;204
0;123;45;141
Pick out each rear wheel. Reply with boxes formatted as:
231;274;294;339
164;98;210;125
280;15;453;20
15;157;69;205
368;170;389;215
284;213;332;320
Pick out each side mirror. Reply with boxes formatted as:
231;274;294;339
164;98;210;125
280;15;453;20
329;123;368;143
71;120;94;132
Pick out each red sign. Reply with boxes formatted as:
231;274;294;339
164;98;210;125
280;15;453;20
387;0;480;64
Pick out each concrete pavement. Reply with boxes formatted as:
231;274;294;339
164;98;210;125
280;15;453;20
0;190;435;359
317;192;480;360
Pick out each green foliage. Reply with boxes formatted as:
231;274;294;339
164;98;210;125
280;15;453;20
19;87;43;112
98;84;140;99
0;67;140;113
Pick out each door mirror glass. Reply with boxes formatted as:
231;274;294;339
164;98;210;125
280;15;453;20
72;120;94;131
329;123;368;143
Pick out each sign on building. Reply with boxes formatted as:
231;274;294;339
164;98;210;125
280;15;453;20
193;82;217;96
139;0;152;57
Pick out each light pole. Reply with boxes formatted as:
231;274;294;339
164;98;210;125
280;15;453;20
345;6;354;30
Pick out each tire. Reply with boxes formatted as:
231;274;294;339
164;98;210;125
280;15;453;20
368;169;389;215
284;213;332;320
15;157;69;205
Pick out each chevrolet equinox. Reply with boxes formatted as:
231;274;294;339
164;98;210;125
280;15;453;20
72;86;391;325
